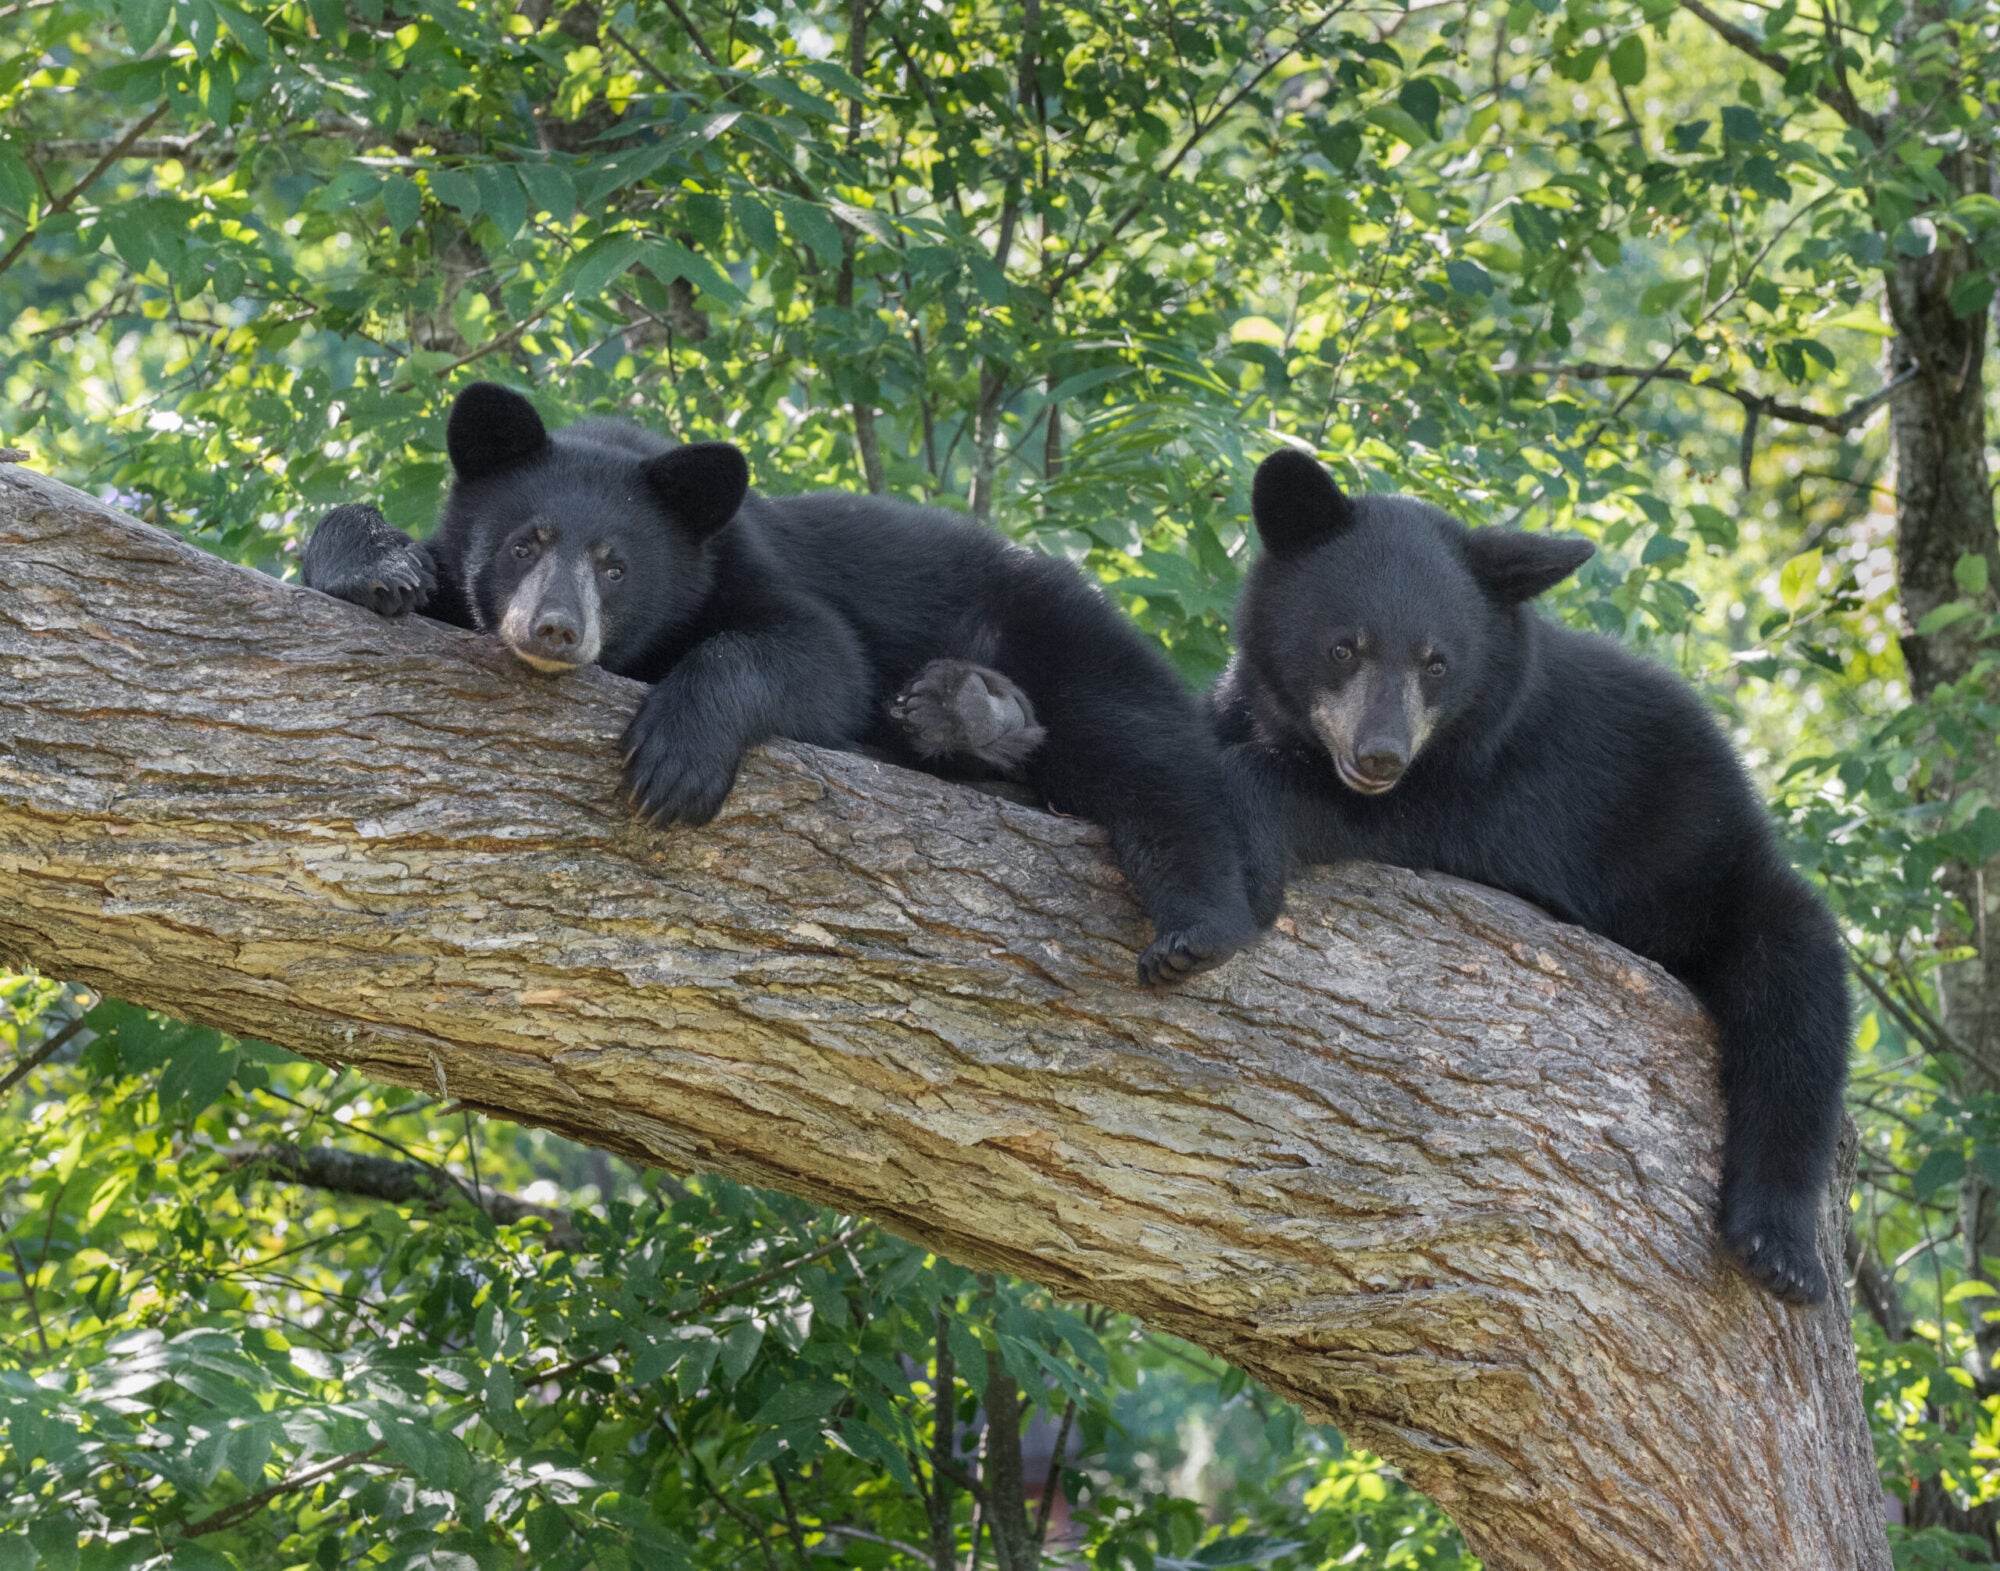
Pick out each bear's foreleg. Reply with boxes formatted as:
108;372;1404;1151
622;603;871;827
300;505;440;620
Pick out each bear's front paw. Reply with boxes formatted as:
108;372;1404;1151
620;699;743;828
890;659;1045;779
1136;902;1260;988
302;505;437;618
1721;1187;1828;1305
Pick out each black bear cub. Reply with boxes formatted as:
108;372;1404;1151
911;449;1852;1303
1217;449;1849;1303
300;382;1258;985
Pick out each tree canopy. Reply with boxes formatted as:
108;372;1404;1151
1;0;1997;1565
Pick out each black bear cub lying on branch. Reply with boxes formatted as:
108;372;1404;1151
300;382;1258;986
911;448;1850;1305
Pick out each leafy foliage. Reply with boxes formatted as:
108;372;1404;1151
2;0;1998;1563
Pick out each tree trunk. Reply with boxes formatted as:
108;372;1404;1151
0;465;1888;1569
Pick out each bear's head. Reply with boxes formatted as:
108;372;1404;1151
1241;447;1592;794
440;382;749;676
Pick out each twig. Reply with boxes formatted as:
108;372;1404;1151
0;1013;87;1096
1507;361;1915;435
182;1443;391;1537
6;1241;47;1357
1031;1396;1077;1550
1051;5;1348;292
1678;0;1883;139
0;102;171;282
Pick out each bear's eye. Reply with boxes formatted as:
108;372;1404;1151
1426;657;1448;677
602;562;625;582
1330;641;1355;662
512;540;536;561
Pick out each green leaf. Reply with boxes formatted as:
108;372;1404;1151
1444;258;1492;297
1949;271;1995;320
1363;104;1431;147
427;168;481;220
750;1380;843;1427
719;1318;764;1383
1637;278;1695;316
1608;35;1647;87
382;176;421;237
520;163;575;224
1397;78;1441;137
1917;600;1979;637
1955;553;1989;595
1915;1144;1967;1200
776;195;842;266
566;234;644;301
640;237;746;306
1779;547;1822;611
120;0;172;51
1720;105;1760;142
476;166;526;242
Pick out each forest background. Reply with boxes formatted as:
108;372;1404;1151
0;0;1996;1565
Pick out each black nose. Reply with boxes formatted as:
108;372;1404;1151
532;612;579;650
1355;746;1407;784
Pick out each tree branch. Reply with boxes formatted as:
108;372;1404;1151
0;102;171;283
0;464;1891;1571
1678;0;1885;139
1507;361;1915;434
224;1142;580;1246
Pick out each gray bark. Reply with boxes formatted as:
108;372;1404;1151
0;463;1888;1569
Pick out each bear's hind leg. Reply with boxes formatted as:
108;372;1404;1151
889;659;1047;780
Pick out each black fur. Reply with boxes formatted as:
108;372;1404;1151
901;450;1853;1303
1216;450;1850;1304
300;383;1258;986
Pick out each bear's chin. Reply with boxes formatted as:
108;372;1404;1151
502;640;595;675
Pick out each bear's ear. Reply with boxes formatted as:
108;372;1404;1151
1251;448;1356;557
643;442;750;538
447;383;551;482
1464;529;1595;602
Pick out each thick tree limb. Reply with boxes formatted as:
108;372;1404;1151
0;465;1888;1569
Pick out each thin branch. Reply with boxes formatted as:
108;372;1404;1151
1678;0;1883;139
771;1464;811;1569
0;102;171;283
6;1242;47;1357
225;1143;578;1245
183;1443;391;1538
1051;6;1347;292
0;1013;87;1097
1508;361;1915;435
1031;1396;1076;1551
660;0;722;67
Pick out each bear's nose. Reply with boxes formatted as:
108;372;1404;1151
532;611;579;650
1354;745;1407;784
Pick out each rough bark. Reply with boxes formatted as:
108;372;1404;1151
0;465;1887;1569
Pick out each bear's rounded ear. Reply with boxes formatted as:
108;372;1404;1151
447;383;551;482
1464;529;1594;602
1251;448;1356;557
643;442;750;538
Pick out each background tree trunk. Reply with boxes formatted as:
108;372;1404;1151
0;465;1888;1569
